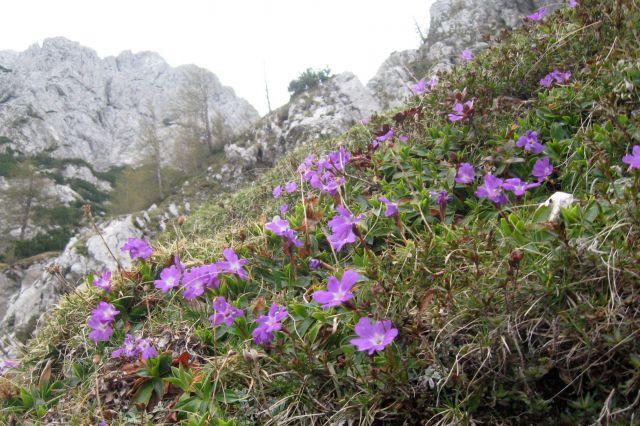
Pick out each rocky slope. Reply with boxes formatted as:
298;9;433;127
220;72;379;185
368;0;557;109
0;37;259;170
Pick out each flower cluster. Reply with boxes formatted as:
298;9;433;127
0;359;19;375
296;147;350;196
112;334;158;360
527;7;547;21
121;237;154;261
540;69;572;88
312;269;359;309
273;181;298;198
623;145;640;169
266;216;304;248
516;130;545;154
252;304;288;345
411;77;438;94
93;271;112;293
448;100;474;122
328;205;364;252
88;302;119;343
378;196;398;217
210;296;244;327
455;163;475;184
350;318;398;355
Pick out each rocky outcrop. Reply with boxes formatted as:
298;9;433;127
220;72;379;184
0;216;140;356
418;0;556;71
367;49;419;111
0;37;259;171
367;0;557;107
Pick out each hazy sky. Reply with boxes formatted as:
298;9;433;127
1;0;434;116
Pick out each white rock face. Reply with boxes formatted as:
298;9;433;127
62;164;112;192
367;0;557;106
0;216;140;355
367;49;419;111
0;37;259;171
222;72;379;184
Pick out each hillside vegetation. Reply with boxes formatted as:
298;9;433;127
1;0;639;424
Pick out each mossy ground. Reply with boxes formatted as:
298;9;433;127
1;1;639;424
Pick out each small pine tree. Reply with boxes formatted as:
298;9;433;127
287;67;332;98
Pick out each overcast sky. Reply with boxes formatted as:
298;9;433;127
1;0;434;116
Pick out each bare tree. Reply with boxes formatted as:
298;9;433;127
177;67;219;154
139;105;164;199
3;156;51;240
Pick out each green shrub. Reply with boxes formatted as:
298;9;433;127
287;67;332;97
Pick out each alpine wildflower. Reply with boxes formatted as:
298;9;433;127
284;181;298;193
460;49;474;61
327;205;364;252
516;131;545;154
350;317;398;355
532;156;555;180
527;8;547;21
93;271;113;293
475;174;508;205
210;296;244;327
502;178;542;196
272;185;283;198
312;269;359;309
378;196;398;217
219;248;249;280
455;163;475;184
622;145;640;169
121;237;153;261
252;304;288;346
154;265;181;293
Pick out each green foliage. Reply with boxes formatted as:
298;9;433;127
4;1;640;424
287;67;332;97
12;228;72;258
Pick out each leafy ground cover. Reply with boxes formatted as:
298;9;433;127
1;0;639;424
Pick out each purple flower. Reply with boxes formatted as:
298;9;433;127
516;131;545;154
551;70;572;83
182;265;220;300
121;237;153;261
309;258;321;270
475;174;508;205
154;265;181;293
532;157;555;180
455;163;475;184
378;196;398;217
252;304;288;345
88;317;114;342
399;135;410;142
312;269;359;309
280;203;289;214
540;74;554;88
285;181;298;193
412;79;426;94
350;317;398;355
376;127;395;143
448;100;474;122
219;248;248;280
361;117;370;125
91;301;120;323
0;359;19;375
327;205;364;252
136;338;158;360
265;216;304;248
427;77;438;89
430;190;451;205
540;70;572;88
568;0;578;7
210;296;244;327
527;7;547;21
622;145;640;169
112;335;157;360
460;49;474;61
272;185;283;198
93;271;112;293
111;334;138;359
502;178;542;196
